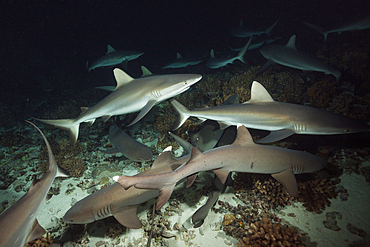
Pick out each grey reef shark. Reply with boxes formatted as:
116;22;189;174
114;124;327;210
231;20;278;38
170;81;369;143
206;36;252;69
228;37;281;52
257;35;341;80
0;121;69;247
86;44;143;72
100;124;153;162
162;53;203;69
63;146;191;229
34;68;202;145
304;16;370;42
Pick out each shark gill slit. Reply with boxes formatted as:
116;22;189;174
293;123;307;132
293;165;304;174
97;205;112;218
150;90;161;98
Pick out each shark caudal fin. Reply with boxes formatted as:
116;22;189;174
236;36;253;64
303;21;328;42
26;120;70;178
170;99;192;130
33;118;80;145
266;20;278;36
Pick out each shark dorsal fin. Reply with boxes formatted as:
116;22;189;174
231;124;254;146
26;219;46;243
80;107;89;115
285;35;297;50
113;68;134;90
106;44;116;53
150;146;176;170
176;53;182;59
210;49;215;58
141;66;153;77
248;81;274;103
239;20;244;26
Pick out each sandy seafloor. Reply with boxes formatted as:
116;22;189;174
0;121;369;247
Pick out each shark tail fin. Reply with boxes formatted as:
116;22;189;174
303;21;328;41
32;118;80;145
236;35;253;64
266;20;278;36
170;99;191;130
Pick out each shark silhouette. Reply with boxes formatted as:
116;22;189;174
0;121;69;247
114;125;327;210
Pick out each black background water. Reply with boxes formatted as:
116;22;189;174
0;0;369;112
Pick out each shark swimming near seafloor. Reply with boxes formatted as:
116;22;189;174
86;44;143;72
304;16;370;42
170;81;369;143
162;53;203;69
0;121;69;247
100;124;153;162
34;69;202;145
63;146;190;229
257;35;341;80
231;20;278;38
114;125;327;210
206;36;252;69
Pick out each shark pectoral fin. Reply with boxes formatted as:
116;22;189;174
271;169;298;197
256;60;276;75
186;173;198;188
114;205;142;229
212;169;229;184
157;184;176;210
256;129;295;143
128;100;157;127
101;115;112;122
27;219;46;243
100;148;120;154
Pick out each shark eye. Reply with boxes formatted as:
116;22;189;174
343;128;350;133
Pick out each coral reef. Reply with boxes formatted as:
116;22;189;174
39;139;86;177
25;234;53;247
237;217;306;247
298;177;340;214
306;81;337;108
323;211;342;231
254;177;295;207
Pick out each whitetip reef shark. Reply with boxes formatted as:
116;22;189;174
86;44;143;72
170;81;369;143
206;36;252;69
0;121;69;247
257;35;341;80
34;69;202;145
114;125;327;210
100;124;153;162
162;53;203;69
63;146;190;229
304;16;370;42
231;20;278;38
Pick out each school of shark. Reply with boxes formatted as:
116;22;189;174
1;5;370;247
